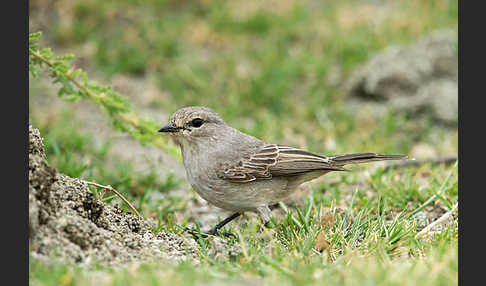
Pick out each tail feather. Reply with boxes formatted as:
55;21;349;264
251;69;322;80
330;153;407;166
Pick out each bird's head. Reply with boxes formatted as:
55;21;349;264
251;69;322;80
158;106;227;145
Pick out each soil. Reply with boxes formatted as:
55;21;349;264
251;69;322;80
29;125;239;266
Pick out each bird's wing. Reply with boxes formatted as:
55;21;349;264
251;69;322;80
218;144;345;183
270;145;347;176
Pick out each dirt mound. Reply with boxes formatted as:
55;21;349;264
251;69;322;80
29;125;239;265
344;30;457;124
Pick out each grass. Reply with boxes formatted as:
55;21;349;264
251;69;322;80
29;160;458;285
30;244;458;286
29;0;457;284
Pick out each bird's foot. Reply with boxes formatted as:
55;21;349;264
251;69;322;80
184;227;208;238
257;220;273;233
206;227;237;239
257;219;276;233
184;227;237;239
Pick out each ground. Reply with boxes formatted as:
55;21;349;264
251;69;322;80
29;0;457;285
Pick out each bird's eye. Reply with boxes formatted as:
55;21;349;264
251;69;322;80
191;118;204;128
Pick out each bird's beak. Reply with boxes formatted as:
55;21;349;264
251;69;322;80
158;122;182;133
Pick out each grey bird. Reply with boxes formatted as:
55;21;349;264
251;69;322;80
158;106;407;236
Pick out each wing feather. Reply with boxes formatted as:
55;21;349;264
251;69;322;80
218;144;344;183
271;145;346;176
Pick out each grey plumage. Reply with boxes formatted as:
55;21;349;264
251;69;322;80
159;106;407;235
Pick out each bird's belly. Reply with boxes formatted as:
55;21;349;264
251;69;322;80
190;177;292;212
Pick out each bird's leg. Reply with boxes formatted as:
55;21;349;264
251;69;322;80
205;212;241;237
256;205;273;232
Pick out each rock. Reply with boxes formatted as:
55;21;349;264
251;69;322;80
344;30;458;124
418;80;458;123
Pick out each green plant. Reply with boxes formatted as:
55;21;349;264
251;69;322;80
29;32;180;159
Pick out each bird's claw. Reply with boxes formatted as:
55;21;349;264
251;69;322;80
184;227;237;239
184;227;208;238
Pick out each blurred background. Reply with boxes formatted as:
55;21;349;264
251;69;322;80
29;0;457;226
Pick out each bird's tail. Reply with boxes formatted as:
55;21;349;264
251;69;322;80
329;153;407;166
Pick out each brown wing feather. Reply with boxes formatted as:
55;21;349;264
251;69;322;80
218;145;344;183
218;144;279;183
218;144;406;183
270;145;347;176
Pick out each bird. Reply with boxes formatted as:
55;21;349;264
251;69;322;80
158;106;407;236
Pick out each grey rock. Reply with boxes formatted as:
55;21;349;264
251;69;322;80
345;30;458;124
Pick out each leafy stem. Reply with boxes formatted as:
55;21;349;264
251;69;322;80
29;32;181;159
